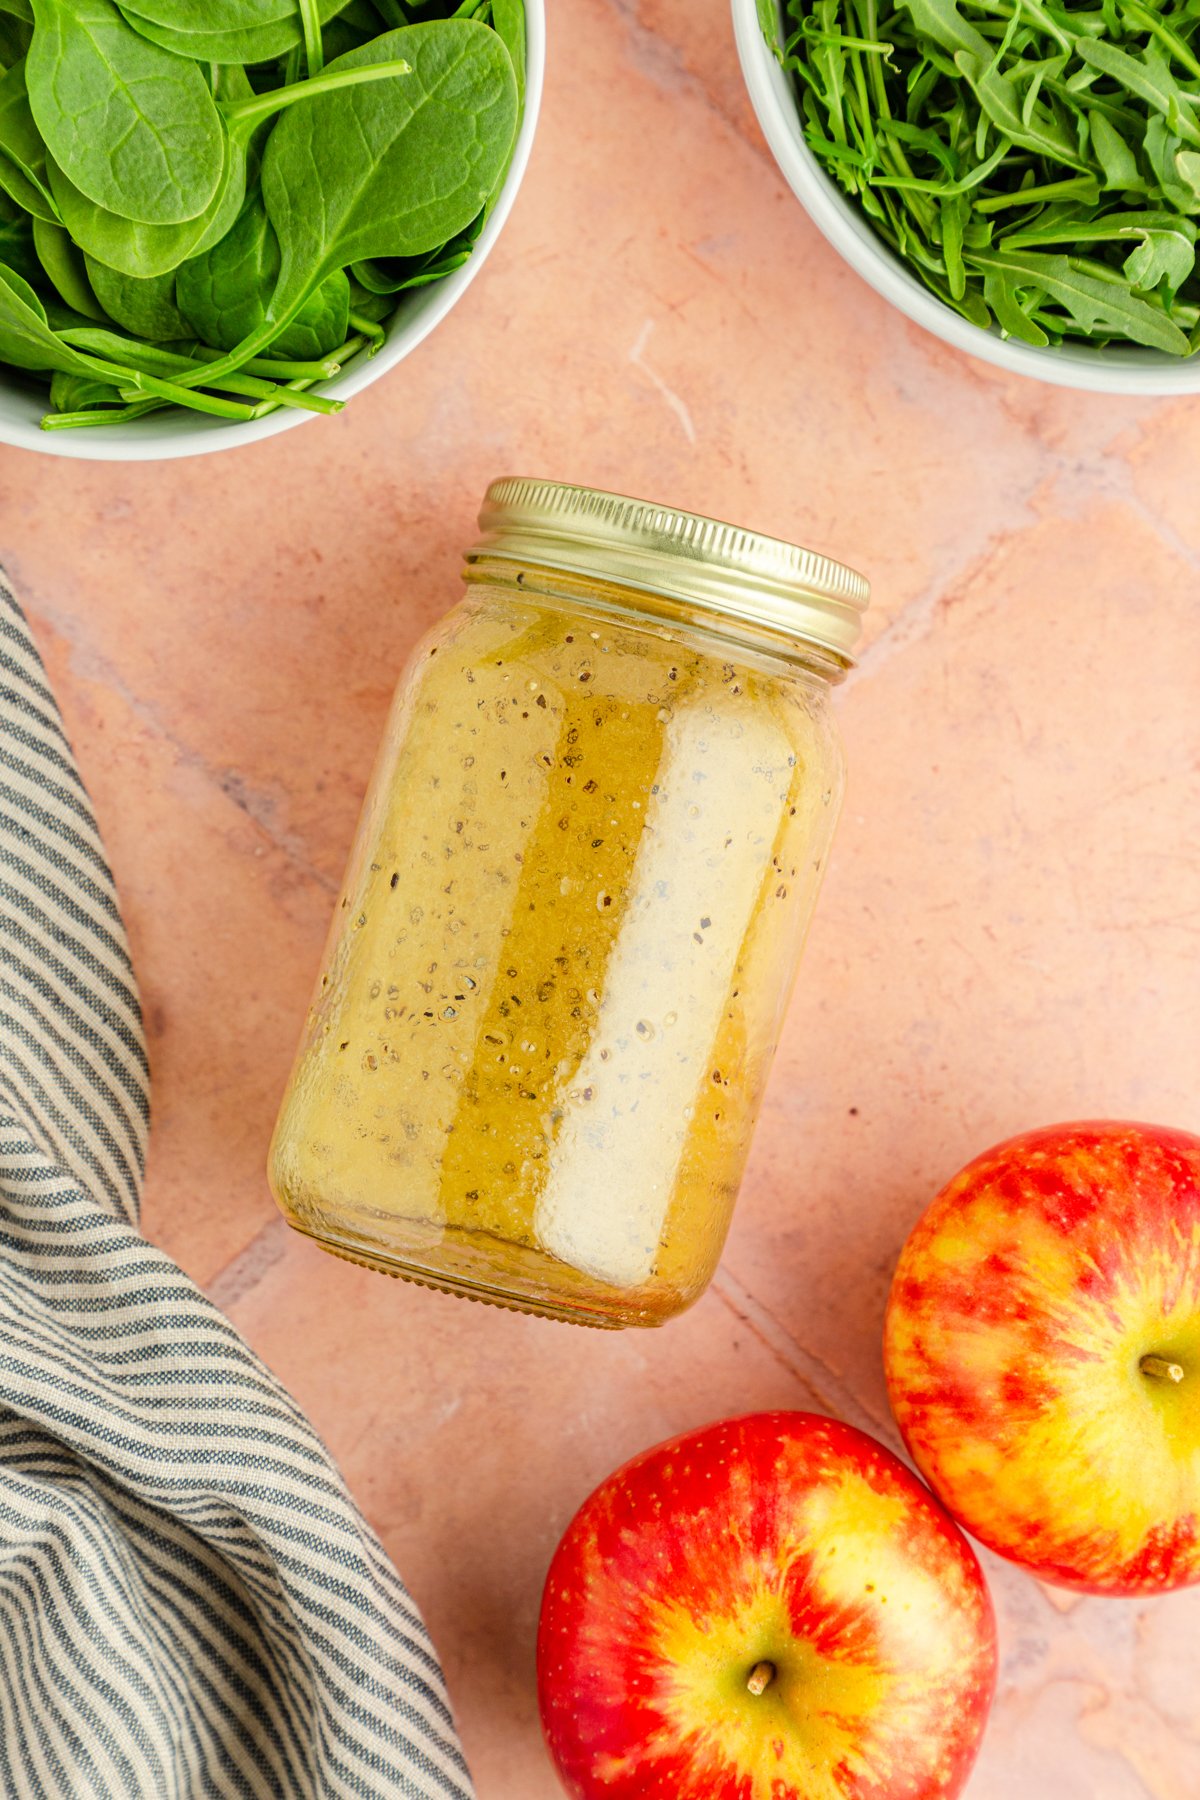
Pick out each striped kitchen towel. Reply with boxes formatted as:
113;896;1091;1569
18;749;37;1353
0;574;473;1800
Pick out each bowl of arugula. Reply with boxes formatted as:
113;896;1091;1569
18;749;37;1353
0;0;542;457
734;0;1200;392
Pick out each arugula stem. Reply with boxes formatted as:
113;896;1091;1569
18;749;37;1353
778;0;1200;354
973;175;1099;210
871;139;1013;194
219;59;413;130
801;28;891;53
1120;0;1200;82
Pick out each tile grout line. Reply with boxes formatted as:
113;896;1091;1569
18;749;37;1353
15;576;340;896
711;1263;900;1443
205;1212;292;1313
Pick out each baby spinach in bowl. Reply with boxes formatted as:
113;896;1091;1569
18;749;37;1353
0;0;543;455
734;0;1200;390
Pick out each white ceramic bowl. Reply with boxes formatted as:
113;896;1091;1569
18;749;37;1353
733;0;1200;395
2;6;545;461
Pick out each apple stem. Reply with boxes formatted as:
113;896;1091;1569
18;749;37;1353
1141;1354;1185;1384
746;1662;776;1697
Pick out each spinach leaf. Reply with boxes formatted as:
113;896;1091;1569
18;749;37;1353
27;0;225;223
41;50;417;282
176;189;348;357
118;0;344;69
0;14;32;63
492;0;524;111
47;128;246;276
351;211;483;293
0;1;525;427
162;20;517;393
0;57;58;222
84;253;188;337
49;366;121;408
262;23;517;320
0;205;39;286
33;217;107;316
0;260;101;370
275;268;348;358
484;0;523;206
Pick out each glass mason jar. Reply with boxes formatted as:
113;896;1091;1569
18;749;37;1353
269;480;868;1327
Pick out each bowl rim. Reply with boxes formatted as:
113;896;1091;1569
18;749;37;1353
731;0;1200;396
0;3;547;461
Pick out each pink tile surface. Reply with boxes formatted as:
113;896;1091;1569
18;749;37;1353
3;1;1199;1792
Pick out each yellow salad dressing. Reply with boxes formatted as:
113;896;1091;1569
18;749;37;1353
269;481;867;1327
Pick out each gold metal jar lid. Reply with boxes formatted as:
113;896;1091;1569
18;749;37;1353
468;477;870;667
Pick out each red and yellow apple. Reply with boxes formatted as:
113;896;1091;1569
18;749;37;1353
537;1411;996;1800
885;1119;1200;1594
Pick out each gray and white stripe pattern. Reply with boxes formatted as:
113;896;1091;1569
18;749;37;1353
0;574;473;1799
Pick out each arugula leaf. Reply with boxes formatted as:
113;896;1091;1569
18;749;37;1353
969;245;1191;350
1075;41;1200;149
896;0;989;63
1121;225;1195;294
757;0;784;62
773;0;1200;355
1089;112;1143;192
